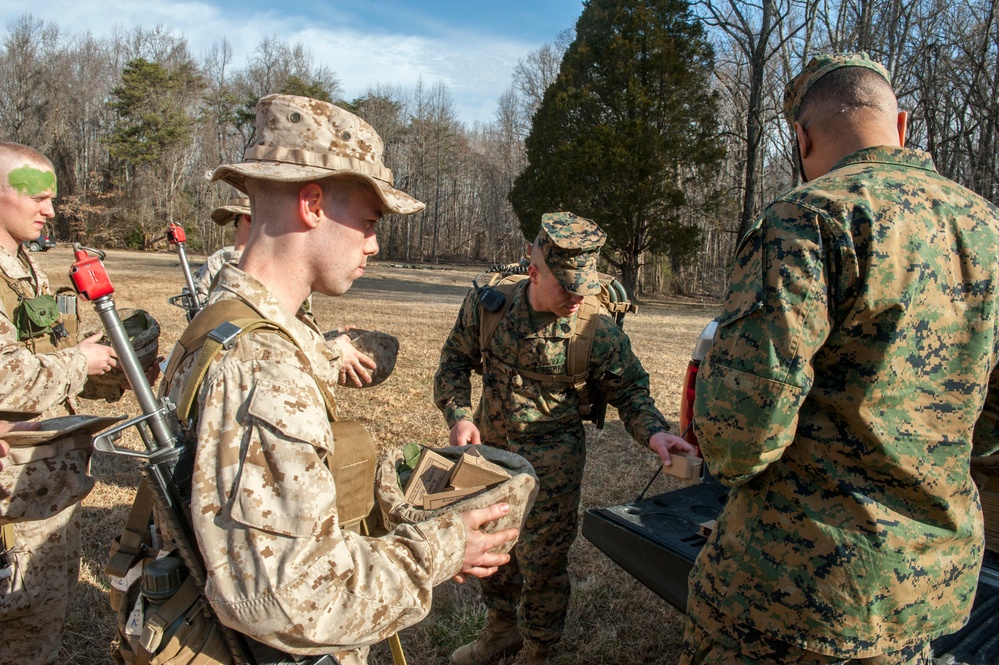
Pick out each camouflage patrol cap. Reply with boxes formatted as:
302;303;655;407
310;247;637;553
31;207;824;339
536;212;607;296
783;52;892;124
209;194;251;227
210;94;425;215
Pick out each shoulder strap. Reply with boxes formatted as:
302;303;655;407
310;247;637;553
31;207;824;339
105;479;155;578
567;296;602;416
0;271;24;319
478;274;529;355
164;299;337;423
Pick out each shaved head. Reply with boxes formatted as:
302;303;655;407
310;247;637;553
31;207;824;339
797;67;899;136
0;142;56;197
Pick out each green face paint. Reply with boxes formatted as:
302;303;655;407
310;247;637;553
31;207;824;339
7;165;57;197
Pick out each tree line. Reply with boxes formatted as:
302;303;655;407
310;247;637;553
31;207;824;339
1;0;996;298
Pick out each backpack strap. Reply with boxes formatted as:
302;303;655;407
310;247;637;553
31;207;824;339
165;299;337;423
567;295;601;416
138;575;202;657
478;274;529;360
1;522;15;552
105;479;155;578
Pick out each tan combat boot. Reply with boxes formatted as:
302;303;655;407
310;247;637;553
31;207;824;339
450;611;523;665
511;642;550;665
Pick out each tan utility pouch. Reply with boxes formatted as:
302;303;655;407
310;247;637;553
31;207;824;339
113;561;231;665
327;421;377;532
106;483;230;665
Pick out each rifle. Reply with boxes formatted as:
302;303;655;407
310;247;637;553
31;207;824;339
69;245;336;665
159;223;204;321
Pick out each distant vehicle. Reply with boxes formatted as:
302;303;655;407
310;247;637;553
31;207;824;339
23;233;57;252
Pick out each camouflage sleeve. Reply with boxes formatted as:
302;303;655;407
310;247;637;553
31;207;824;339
191;348;466;653
433;288;482;427
592;318;670;445
0;309;87;413
192;251;227;301
693;201;830;486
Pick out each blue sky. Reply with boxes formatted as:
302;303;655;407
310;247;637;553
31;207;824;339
0;0;585;124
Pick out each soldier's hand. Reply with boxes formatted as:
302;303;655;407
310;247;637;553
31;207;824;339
450;420;481;447
455;502;518;583
332;334;376;387
78;333;118;376
650;431;696;466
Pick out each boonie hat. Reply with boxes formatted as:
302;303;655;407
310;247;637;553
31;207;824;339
536;212;606;296
375;445;538;555
210;194;250;227
211;94;424;215
783;52;892;124
323;328;399;388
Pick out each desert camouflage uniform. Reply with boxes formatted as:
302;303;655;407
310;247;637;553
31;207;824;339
192;246;241;303
434;278;669;649
689;145;999;660
161;264;467;662
0;245;89;665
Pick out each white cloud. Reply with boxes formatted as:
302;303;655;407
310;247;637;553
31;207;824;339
0;0;547;124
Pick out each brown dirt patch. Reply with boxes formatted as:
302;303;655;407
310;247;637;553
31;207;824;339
28;247;719;665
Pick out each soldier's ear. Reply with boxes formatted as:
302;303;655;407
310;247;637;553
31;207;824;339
298;183;324;229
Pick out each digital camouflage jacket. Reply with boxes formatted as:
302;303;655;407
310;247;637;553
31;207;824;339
434;280;669;447
161;265;466;655
691;145;999;656
0;245;85;416
192;246;241;302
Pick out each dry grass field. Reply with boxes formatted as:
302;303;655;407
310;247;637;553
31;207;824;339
30;246;718;665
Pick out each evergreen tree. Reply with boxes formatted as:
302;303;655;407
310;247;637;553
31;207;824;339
510;0;724;296
107;58;201;166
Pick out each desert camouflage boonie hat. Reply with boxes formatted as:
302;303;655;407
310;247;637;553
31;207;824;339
210;94;425;215
323;328;399;388
783;52;892;124
209;194;251;227
375;444;538;555
536;212;606;296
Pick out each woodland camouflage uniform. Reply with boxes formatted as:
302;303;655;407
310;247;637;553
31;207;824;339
0;245;89;665
434;213;670;652
686;53;999;663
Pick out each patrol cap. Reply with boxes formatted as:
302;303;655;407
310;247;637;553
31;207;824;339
536;212;607;296
210;94;425;216
783;52;892;124
209;194;250;227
